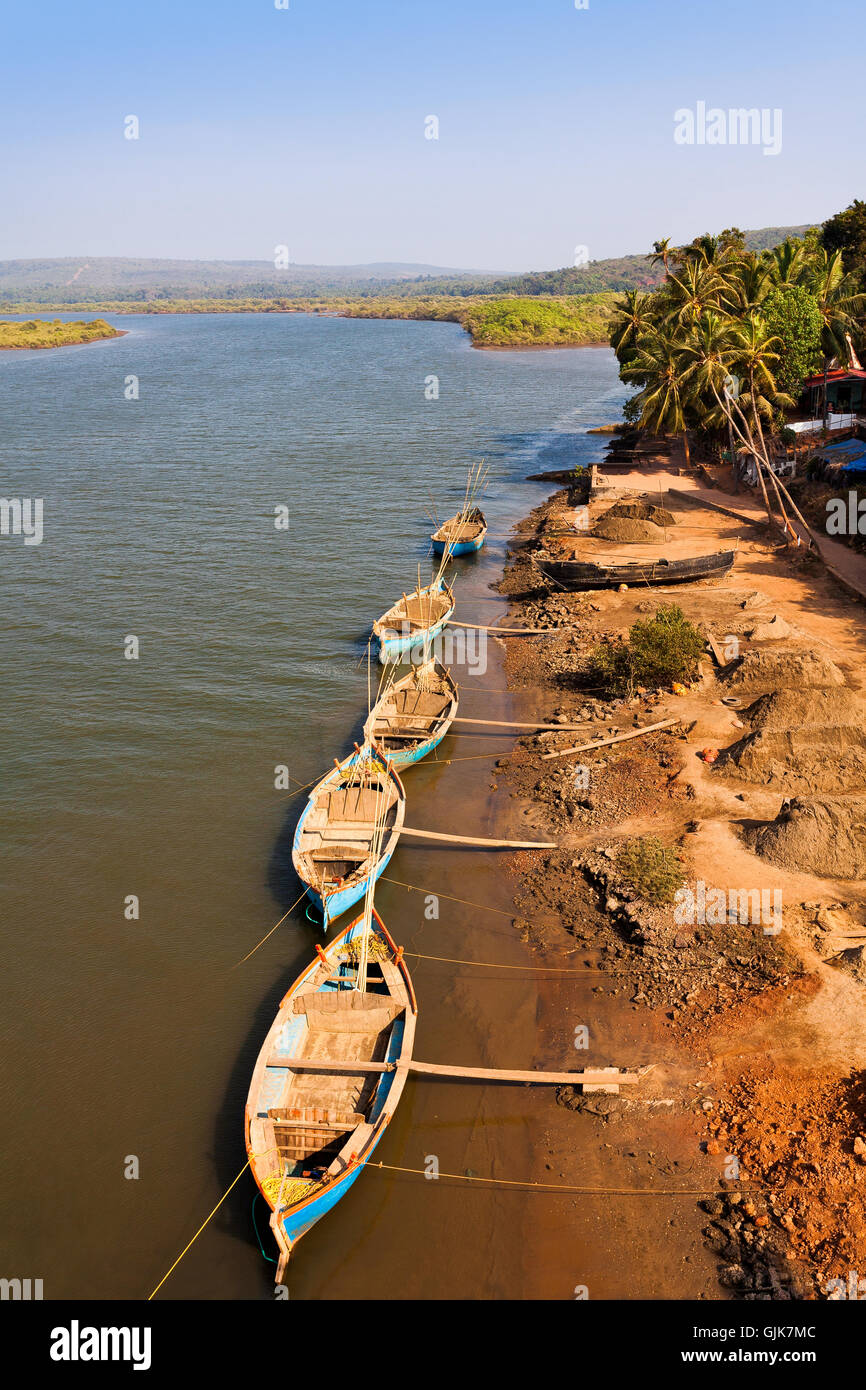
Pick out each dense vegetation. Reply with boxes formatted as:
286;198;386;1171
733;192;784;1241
608;208;866;496
0;318;122;349
458;294;615;347
0;296;617;349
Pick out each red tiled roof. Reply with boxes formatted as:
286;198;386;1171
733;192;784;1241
803;369;866;387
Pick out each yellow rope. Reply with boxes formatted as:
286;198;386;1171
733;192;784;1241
370;1161;759;1197
381;874;518;919
406;949;599;974
148;1160;251;1300
233;890;308;967
422;748;517;764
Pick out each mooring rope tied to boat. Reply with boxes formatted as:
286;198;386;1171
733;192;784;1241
405;949;602;974
148;1159;252;1300
370;1162;763;1198
232;889;308;967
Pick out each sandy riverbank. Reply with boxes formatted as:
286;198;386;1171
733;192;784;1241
494;455;866;1299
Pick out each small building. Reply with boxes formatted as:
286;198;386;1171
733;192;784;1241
801;368;866;416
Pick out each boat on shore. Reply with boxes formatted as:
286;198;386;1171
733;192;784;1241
245;906;417;1283
363;658;458;767
372;578;455;664
431;506;487;556
535;549;736;590
292;744;405;925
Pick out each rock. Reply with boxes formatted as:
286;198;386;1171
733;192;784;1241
719;1263;747;1289
830;944;866;985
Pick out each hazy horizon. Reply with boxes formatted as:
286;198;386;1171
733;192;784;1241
2;0;863;269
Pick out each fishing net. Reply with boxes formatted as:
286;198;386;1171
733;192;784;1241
340;934;390;963
261;1173;318;1209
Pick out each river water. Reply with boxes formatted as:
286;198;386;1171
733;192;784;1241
0;313;629;1298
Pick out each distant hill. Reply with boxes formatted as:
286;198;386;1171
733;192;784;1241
0;257;498;304
0;226;817;306
489;226;815;297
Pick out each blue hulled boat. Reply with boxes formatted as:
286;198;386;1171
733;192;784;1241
372;577;454;664
363;658;458;768
431;506;487;557
245;907;417;1283
292;745;405;927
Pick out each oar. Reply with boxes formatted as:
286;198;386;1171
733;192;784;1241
401;827;556;848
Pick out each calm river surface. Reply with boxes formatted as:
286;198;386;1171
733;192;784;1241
0;313;628;1299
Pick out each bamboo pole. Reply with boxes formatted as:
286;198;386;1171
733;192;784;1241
448;620;561;636
266;1056;640;1086
401;826;557;848
452;717;590;730
542;716;680;761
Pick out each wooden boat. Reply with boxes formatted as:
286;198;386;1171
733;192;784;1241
535;549;736;591
363;658;458;767
292;745;406;925
431;506;487;557
372;578;455;664
246;906;417;1282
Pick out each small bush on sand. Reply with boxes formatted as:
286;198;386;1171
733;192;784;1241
591;603;705;695
617;836;685;906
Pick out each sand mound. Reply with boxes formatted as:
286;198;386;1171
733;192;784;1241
726;648;846;696
829;944;866;986
745;796;866;880
592;499;675;544
739;686;866;733
744;688;866;732
606;500;677;527
748;615;795;642
718;728;866;793
593;516;664;542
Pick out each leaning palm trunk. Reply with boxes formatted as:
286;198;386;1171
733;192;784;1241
710;382;774;528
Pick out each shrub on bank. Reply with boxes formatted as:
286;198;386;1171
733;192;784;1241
617;836;685;906
590;603;705;695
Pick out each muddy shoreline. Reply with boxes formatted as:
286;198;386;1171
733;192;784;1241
496;459;866;1300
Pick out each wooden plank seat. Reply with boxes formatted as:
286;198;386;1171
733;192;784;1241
303;845;370;861
292;991;397;1015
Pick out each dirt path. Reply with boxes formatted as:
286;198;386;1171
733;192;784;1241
497;462;866;1300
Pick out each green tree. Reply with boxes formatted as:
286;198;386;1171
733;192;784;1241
761;285;823;398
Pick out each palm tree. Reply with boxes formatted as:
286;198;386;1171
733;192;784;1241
620;326;694;465
648;238;672;275
609;290;659;365
663;259;736;330
767;237;809;288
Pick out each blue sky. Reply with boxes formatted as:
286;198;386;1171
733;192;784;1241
2;0;864;270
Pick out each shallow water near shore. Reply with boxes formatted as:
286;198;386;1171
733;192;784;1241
1;313;633;1299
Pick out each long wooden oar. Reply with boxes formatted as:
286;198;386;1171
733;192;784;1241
267;1056;639;1086
448;620;562;636
452;717;590;730
542;716;680;760
402;826;556;848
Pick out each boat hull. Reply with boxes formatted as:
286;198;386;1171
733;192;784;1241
297;846;396;926
245;909;417;1272
291;747;405;927
374;580;455;665
377;611;452;664
376;726;449;768
536;550;735;591
431;532;485;556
